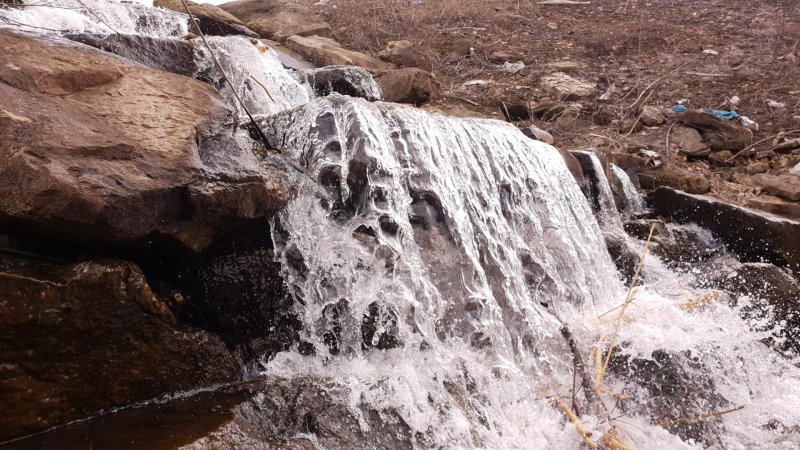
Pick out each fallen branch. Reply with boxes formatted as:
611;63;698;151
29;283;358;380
725;129;800;163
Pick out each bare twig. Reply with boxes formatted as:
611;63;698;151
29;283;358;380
179;0;273;150
627;62;689;110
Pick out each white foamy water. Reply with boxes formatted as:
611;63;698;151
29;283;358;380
610;163;646;217
195;36;310;117
0;0;187;36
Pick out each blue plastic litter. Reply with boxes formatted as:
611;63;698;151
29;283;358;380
670;104;739;121
700;108;739;121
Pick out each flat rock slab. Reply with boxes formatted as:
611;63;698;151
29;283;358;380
7;378;415;449
650;187;800;273
285;35;396;72
220;0;332;42
751;173;800;201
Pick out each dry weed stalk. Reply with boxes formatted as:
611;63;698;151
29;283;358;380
556;399;598;449
661;405;744;426
679;290;723;311
600;427;632;450
594;224;656;393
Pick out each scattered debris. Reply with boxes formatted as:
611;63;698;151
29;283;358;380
702;49;719;56
637;149;663;168
598;84;615;101
502;61;525;74
739;116;759;132
767;99;786;109
462;79;491;88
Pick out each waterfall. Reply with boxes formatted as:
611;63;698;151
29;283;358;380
4;1;800;448
571;150;623;229
610;163;646;217
0;0;187;36
195;36;310;117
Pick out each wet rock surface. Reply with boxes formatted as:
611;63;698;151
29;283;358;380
0;256;238;441
650;187;800;272
154;0;258;37
0;30;290;252
6;378;415;450
297;65;382;100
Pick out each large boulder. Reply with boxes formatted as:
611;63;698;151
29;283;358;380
680;110;751;152
220;0;332;42
377;67;435;105
154;0;258;37
650;187;800;272
0;256;239;441
0;30;290;252
285;35;396;72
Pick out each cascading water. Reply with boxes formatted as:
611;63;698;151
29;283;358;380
610;164;646;217
3;1;800;448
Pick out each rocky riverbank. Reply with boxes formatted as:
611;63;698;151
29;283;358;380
1;1;799;448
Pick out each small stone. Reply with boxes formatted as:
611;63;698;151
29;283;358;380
640;105;666;127
521;125;555;145
540;72;596;101
745;162;769;175
709;150;734;166
547;22;558;30
671;125;710;157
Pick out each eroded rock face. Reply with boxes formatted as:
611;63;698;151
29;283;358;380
220;0;332;42
154;0;258;37
297;65;383;101
0;256;239;441
0;30;290;252
650;187;800;272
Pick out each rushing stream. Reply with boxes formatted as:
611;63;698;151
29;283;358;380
2;1;800;448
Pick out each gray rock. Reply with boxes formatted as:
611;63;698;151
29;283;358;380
540;72;596;100
298;65;383;101
671;125;710;157
752;173;800;201
650;187;800;273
